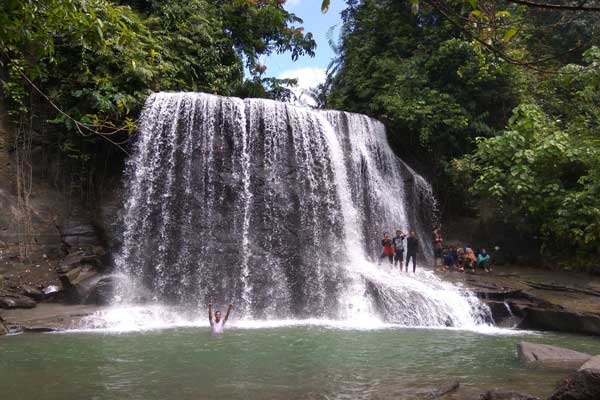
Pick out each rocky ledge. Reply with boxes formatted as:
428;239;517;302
443;265;600;336
0;238;119;336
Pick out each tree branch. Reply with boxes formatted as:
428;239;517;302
506;0;600;12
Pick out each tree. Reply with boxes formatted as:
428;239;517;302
324;0;522;213
457;48;600;262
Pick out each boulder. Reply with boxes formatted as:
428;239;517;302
548;369;600;400
0;294;37;309
83;276;117;305
58;266;82;288
517;342;591;368
20;284;45;301
579;355;600;371
479;391;539;400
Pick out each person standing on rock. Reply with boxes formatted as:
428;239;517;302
392;230;406;269
405;231;419;273
208;303;233;336
378;232;395;265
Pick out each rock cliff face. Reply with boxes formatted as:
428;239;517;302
0;96;116;311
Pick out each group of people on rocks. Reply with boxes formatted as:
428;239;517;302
378;227;492;273
432;227;492;273
378;230;420;272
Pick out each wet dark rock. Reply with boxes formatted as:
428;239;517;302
517;342;591;368
473;289;531;302
23;326;58;333
479;390;539;400
548;369;600;400
514;307;600;336
0;293;37;309
579;355;600;371
485;301;523;328
20;284;45;301
83;276;116;305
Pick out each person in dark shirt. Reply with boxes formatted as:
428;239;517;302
433;227;444;271
405;231;419;273
378;232;394;265
392;230;406;269
444;245;457;272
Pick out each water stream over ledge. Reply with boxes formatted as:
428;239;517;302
105;92;488;331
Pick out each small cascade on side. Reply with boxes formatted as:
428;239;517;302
83;92;492;332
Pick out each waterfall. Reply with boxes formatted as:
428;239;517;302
109;92;490;329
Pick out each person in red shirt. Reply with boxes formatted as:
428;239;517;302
378;232;395;265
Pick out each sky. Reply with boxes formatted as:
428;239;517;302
259;0;346;105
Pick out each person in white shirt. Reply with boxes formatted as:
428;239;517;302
208;303;233;335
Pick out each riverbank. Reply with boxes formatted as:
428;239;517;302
441;265;600;336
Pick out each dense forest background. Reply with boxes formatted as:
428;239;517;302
1;0;599;268
321;0;600;268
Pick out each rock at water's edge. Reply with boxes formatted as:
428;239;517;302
579;355;600;371
515;307;600;336
479;390;539;400
0;294;37;309
0;316;7;336
427;380;460;398
548;369;600;400
517;342;591;368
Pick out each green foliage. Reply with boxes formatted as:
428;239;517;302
325;0;522;214
460;49;600;257
0;0;316;160
327;0;600;262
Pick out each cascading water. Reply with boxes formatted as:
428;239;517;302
86;92;491;331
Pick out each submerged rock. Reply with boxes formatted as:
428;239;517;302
517;342;591;368
427;380;459;398
548;369;600;400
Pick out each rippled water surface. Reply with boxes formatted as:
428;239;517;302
2;327;599;400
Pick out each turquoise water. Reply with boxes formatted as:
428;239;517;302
1;327;599;400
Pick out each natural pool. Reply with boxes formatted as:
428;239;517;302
2;326;599;400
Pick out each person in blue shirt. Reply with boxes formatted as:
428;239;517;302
477;248;492;272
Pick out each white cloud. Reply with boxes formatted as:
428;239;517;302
285;0;303;7
278;67;326;107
